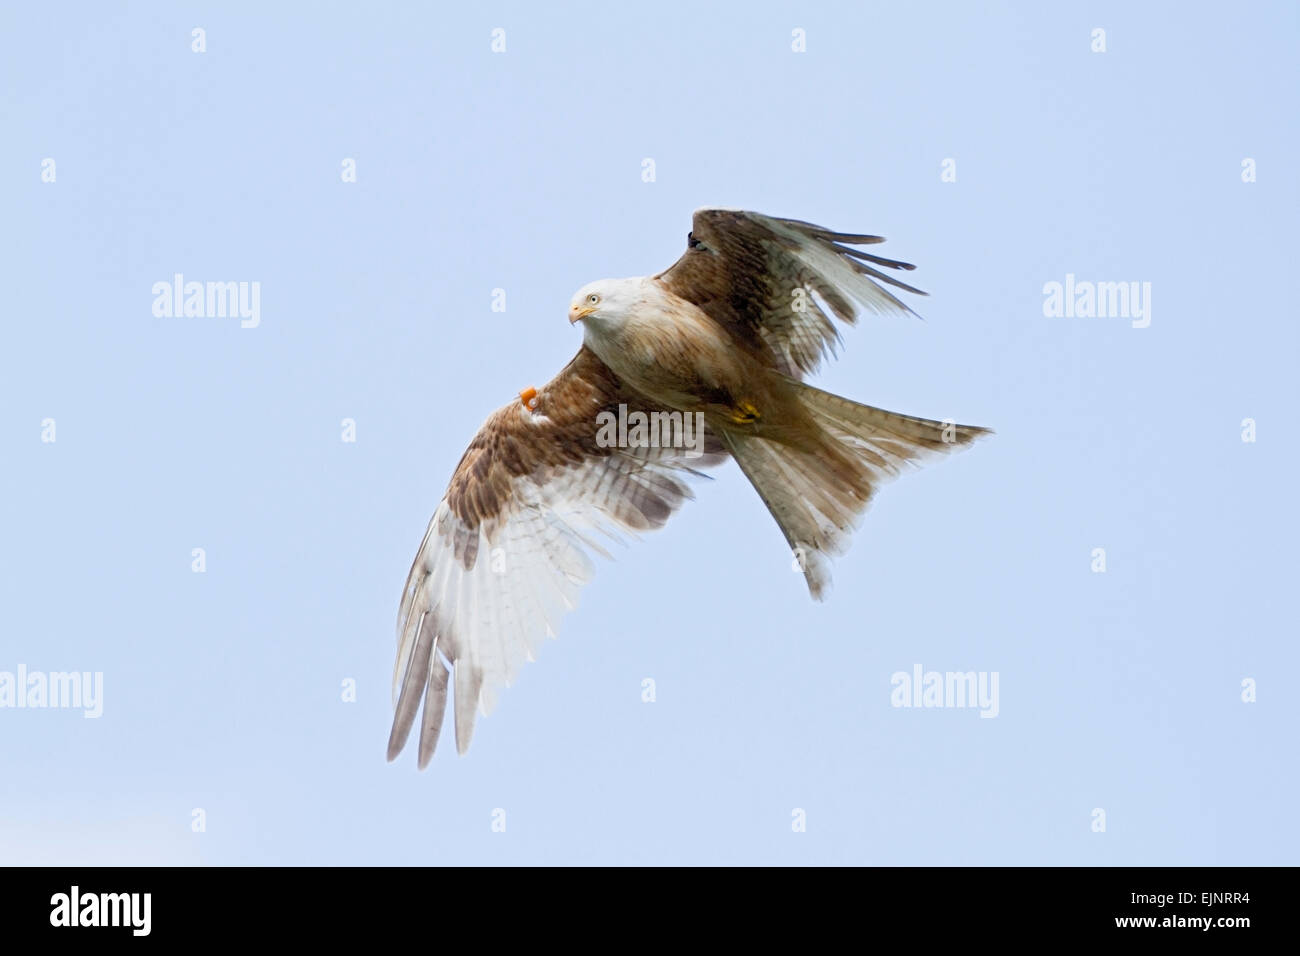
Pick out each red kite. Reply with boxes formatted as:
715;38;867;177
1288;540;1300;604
389;209;989;765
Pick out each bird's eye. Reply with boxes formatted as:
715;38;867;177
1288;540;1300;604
587;294;599;304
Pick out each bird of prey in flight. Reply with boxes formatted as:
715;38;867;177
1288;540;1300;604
389;209;989;766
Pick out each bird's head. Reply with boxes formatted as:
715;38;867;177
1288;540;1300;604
568;278;644;329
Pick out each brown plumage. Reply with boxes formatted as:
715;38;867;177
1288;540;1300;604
389;208;990;765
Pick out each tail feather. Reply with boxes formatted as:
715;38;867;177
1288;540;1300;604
725;384;990;599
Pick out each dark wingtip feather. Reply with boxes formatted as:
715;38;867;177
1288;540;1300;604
835;243;919;272
416;661;451;769
387;611;435;763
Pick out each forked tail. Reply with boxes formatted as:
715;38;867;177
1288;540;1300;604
723;382;990;599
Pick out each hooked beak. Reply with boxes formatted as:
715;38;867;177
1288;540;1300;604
569;304;596;325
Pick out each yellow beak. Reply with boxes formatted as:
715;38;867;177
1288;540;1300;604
569;304;596;324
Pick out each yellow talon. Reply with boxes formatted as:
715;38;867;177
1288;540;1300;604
519;386;538;411
731;399;761;424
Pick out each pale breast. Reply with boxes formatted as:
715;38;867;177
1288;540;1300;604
615;288;751;408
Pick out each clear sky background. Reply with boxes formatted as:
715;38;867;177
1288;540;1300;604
2;1;1296;865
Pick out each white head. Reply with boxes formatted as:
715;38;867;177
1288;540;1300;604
567;277;646;331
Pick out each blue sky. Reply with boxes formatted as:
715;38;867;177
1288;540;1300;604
2;1;1296;865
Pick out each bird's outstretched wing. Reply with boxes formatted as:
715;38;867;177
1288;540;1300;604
655;208;927;378
389;346;725;765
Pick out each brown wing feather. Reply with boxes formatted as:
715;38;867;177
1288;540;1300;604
444;346;623;533
390;345;725;765
655;209;927;378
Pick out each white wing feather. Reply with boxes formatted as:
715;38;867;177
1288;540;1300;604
389;442;720;765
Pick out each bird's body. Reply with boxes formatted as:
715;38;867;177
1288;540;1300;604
388;208;991;765
577;277;787;433
582;279;729;404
